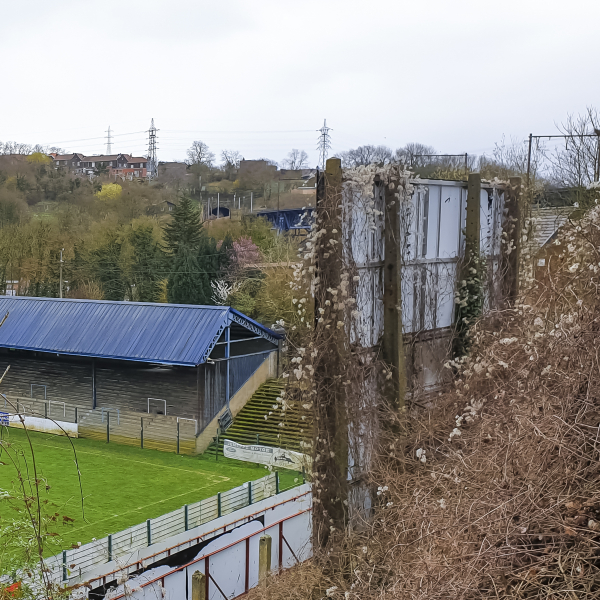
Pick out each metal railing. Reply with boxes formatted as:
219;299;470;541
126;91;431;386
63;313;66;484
108;496;312;600
0;399;199;454
49;472;281;582
148;397;167;415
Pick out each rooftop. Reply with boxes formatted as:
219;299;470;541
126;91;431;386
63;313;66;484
0;297;280;366
531;206;574;249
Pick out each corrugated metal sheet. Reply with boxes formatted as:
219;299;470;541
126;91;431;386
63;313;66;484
531;207;573;249
0;297;280;366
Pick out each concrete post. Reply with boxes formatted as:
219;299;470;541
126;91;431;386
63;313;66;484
466;173;481;256
382;175;406;409
259;534;272;587
192;570;206;600
502;177;522;303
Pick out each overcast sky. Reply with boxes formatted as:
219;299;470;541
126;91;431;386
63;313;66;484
1;0;598;166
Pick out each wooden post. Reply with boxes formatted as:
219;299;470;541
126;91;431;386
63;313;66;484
502;176;522;303
192;570;206;600
382;175;406;409
259;534;272;588
466;173;481;256
452;173;482;358
312;157;348;541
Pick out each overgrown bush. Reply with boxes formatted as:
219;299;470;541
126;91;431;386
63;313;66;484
252;203;600;599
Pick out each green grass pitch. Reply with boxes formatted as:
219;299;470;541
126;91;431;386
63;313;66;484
0;427;301;557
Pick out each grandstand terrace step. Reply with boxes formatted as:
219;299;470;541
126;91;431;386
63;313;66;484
204;379;311;458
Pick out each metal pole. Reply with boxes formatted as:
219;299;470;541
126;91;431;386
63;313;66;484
59;248;64;299
248;481;253;505
184;504;189;531
225;326;230;408
141;417;144;449
275;471;280;494
526;133;533;187
147;519;152;546
177;419;180;454
74;406;78;424
250;191;253;213
63;550;67;581
106;410;110;443
217;193;220;218
217;492;222;517
108;535;113;562
92;358;96;410
279;522;283;570
595;131;600;182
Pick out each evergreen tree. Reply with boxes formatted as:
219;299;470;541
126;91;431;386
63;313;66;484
164;197;204;304
167;246;209;305
196;233;219;304
129;224;165;302
92;234;127;301
218;232;234;275
163;196;202;254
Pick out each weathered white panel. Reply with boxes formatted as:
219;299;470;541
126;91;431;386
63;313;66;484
480;189;491;254
8;415;78;437
436;262;457;329
425;185;441;259
438;186;463;258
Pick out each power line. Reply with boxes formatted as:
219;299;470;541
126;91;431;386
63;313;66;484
45;131;147;145
164;129;315;134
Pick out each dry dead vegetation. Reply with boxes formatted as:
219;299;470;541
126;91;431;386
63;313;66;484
252;203;600;599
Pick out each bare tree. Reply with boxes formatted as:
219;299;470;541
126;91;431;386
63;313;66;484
477;135;544;182
395;142;436;167
186;140;215;166
221;150;243;170
0;141;33;155
339;145;393;168
282;149;309;170
545;107;600;187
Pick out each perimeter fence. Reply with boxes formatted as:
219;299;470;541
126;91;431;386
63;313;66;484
45;472;283;582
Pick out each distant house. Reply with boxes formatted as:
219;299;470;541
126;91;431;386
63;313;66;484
50;153;148;178
239;159;277;181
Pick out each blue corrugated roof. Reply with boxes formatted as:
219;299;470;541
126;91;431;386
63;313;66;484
0;297;280;367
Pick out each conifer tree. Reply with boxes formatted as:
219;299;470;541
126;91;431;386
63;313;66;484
163;196;202;254
129;224;164;302
164;197;206;304
167;246;206;305
218;232;234;275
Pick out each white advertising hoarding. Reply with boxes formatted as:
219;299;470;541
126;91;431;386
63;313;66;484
223;439;310;471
